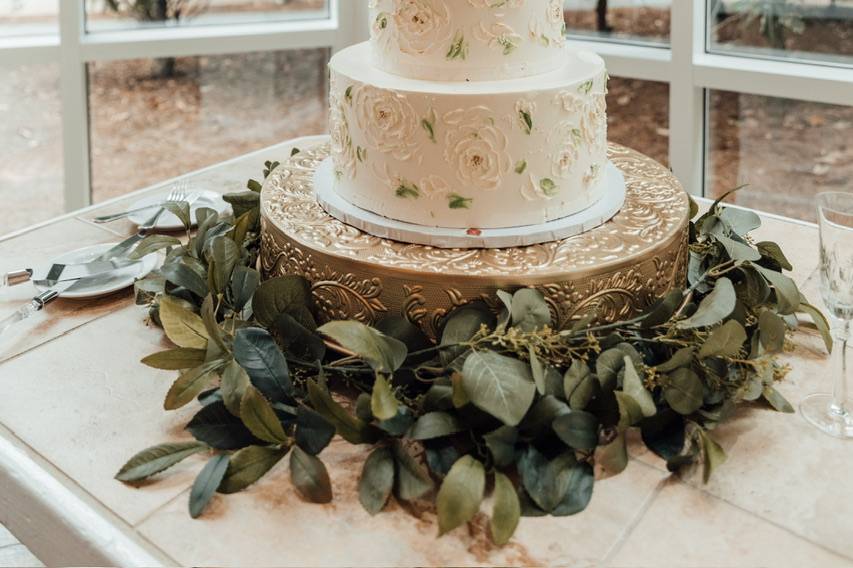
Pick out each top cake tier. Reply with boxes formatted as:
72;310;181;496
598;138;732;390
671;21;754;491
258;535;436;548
369;0;568;82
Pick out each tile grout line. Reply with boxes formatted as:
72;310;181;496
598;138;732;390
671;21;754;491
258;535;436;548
599;460;669;567
131;487;192;530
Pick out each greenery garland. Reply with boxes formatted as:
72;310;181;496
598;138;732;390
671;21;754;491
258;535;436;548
116;154;832;544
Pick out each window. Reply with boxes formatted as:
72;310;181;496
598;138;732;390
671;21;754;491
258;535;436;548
563;0;670;45
0;0;58;37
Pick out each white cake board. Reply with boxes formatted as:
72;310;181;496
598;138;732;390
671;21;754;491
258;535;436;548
314;158;626;249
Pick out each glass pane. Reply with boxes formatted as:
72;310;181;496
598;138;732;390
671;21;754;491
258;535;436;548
564;0;670;45
85;0;329;33
0;63;64;235
706;90;853;222
607;77;670;167
0;0;58;37
88;48;328;202
708;0;853;66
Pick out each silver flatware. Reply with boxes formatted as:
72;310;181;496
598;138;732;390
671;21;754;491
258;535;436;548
96;184;190;262
92;191;200;224
0;265;141;336
1;258;138;290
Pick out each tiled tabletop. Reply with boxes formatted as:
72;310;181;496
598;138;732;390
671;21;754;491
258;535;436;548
0;137;851;567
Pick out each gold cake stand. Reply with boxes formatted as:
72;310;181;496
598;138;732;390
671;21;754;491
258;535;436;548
260;141;690;340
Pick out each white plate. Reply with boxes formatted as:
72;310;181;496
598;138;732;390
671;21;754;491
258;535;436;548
127;189;229;231
34;243;159;300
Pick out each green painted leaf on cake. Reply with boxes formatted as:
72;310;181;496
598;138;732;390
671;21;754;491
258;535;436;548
448;193;473;209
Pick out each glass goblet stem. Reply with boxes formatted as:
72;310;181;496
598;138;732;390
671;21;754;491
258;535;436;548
830;319;851;417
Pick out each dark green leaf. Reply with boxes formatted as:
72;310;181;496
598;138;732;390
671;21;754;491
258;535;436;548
220;359;250;417
754;265;799;315
240;386;289;444
375;315;432;359
490;472;521;546
128;234;181;260
798;301;833;353
564;360;596;410
551;463;594;516
229;266;260;312
758;310;787;353
677;277;737;329
640;409;685;461
296;406;336;455
698;429;727;484
716;234;761;262
141;348;206;370
319;321;408;373
762;385;795;413
622;356;656;417
437;456;485;535
252;275;315;328
161;262;209;298
699;320;747;359
187;401;261;450
518;447;575;512
641;290;684;329
164;361;221;410
290;446;333;503
233;327;292;402
409;411;464;440
483;426;517;468
359;446;395;515
207;236;240;294
520;395;570;437
440;306;495;369
656;347;695;373
393;441;434;501
307;378;377;445
377;406;415;437
116;441;207;482
553;411;599;450
424;440;460;478
219;445;288;494
615;391;644;430
596;348;626;392
529;347;546;395
223;190;260;219
664;368;704;415
597;432;628;474
189;454;229;518
461;350;537;426
757;241;793;271
511;288;551;331
272;312;327;361
371;374;399;421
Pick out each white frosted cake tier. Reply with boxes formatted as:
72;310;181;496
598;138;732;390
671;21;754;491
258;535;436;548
369;0;568;81
329;41;609;230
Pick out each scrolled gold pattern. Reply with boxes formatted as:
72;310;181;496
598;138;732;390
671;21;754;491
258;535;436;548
260;140;689;338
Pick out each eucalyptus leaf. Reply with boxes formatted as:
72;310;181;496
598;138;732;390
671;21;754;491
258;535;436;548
490;472;521;546
511;288;551;331
641;289;684;329
189;454;229;518
409;411;464;440
440;305;495;369
518;447;575;512
798;301;833;353
116;441;207;482
677;277;737;329
551;463;594;517
436;456;485;535
754;265;799;315
664;368;704;415
553;411;599;450
359;446;395;515
319;321;407;373
461;350;537;427
622;356;656;417
699;320;747;359
758;310;787;353
698;429;727;484
656;347;695;373
483;426;517;468
757;241;793;271
640;409;685;461
564;360;596;410
219;445;288;494
290;446;333;503
596;432;628;474
719;206;761;235
716;234;761;262
762;385;795;413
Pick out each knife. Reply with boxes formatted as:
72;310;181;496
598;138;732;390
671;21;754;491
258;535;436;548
0;265;141;336
2;258;138;289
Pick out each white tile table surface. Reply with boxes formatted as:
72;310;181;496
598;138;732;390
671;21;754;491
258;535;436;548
0;137;850;567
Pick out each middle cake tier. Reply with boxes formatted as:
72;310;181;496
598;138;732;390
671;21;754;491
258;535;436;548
329;41;609;230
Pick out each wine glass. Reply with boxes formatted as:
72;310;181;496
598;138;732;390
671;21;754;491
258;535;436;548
801;192;853;438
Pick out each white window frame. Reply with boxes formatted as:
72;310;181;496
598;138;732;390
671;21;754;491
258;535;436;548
0;0;851;214
566;0;853;198
0;0;370;211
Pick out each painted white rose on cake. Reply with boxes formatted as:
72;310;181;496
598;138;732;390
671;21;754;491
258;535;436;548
352;84;419;161
392;0;452;55
466;0;524;7
547;120;582;179
443;106;511;192
473;22;523;56
329;99;357;181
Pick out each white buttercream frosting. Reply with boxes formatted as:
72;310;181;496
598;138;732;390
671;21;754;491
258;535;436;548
369;0;567;81
328;42;609;229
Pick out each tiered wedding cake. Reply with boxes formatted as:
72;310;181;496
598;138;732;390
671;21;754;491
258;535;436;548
324;0;613;233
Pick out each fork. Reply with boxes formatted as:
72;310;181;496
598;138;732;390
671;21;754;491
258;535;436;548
92;184;197;224
95;184;189;262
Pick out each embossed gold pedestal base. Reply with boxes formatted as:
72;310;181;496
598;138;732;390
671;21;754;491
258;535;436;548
260;140;690;340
